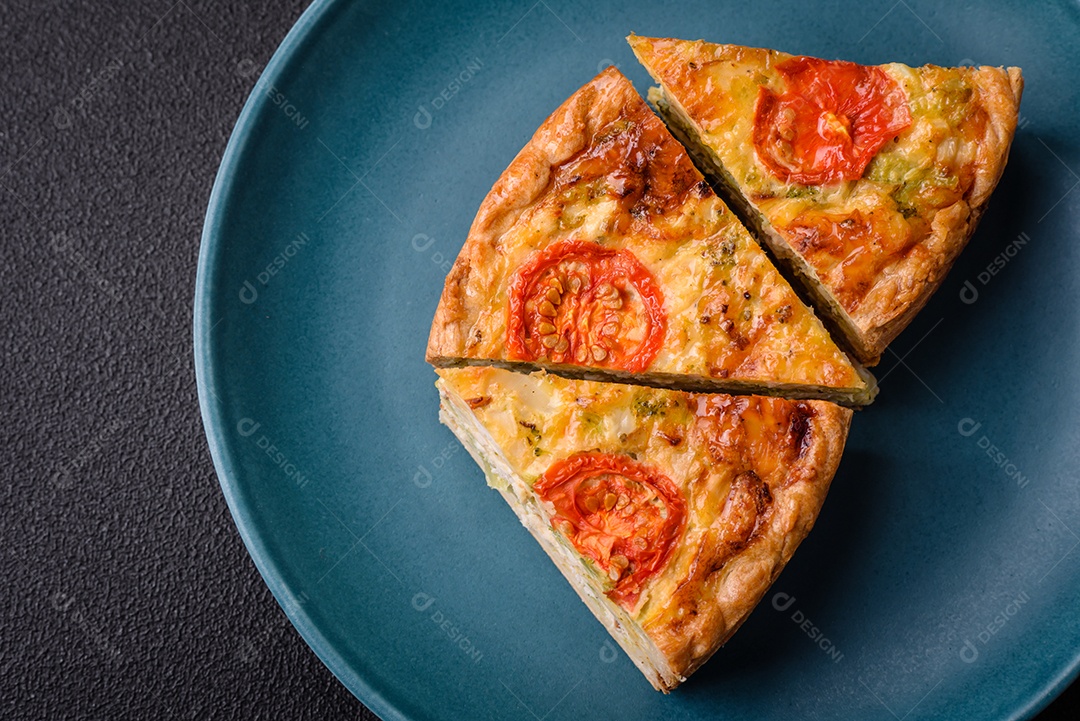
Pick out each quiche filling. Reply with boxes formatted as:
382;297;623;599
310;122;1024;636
647;86;867;364
437;374;682;690
424;40;1021;692
630;35;1023;364
436;366;852;691
426;67;876;406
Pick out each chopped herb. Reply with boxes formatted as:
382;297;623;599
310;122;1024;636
632;395;667;418
518;420;542;446
784;186;817;199
898;203;918;219
703;233;738;267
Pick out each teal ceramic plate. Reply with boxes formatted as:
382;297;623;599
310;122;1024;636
195;1;1080;718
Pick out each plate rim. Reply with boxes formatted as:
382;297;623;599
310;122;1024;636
192;1;411;719
191;1;1080;719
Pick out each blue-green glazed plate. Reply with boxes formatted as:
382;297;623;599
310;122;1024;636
195;1;1080;718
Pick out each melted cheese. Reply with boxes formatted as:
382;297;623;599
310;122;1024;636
429;68;874;405
436;366;851;687
629;36;1012;340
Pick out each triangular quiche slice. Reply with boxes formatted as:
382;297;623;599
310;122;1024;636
436;366;852;691
629;35;1023;365
426;67;876;407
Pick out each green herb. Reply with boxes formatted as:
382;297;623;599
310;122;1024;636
784;185;816;199
633;395;667;418
518;420;542;446
703;232;739;267
931;77;974;126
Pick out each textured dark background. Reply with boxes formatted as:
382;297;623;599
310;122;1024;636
0;1;1076;719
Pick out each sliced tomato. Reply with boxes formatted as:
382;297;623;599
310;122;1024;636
753;56;912;185
507;240;666;373
534;452;686;609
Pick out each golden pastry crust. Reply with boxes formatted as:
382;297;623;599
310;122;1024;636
427;67;874;406
645;390;849;679
629;35;1023;365
847;66;1024;361
436;366;852;689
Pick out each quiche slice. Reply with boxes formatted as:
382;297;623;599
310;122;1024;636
629;35;1023;365
437;366;852;691
426;67;876;407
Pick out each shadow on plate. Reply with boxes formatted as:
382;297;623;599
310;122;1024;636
680;448;884;693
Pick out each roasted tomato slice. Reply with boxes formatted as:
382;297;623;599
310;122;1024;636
534;452;686;609
507;240;666;373
753;56;912;185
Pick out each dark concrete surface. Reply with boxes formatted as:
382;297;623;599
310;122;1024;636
0;1;1076;719
0;1;376;718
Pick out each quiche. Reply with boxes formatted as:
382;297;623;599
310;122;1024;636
426;67;876;407
436;366;852;691
629;35;1023;365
